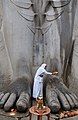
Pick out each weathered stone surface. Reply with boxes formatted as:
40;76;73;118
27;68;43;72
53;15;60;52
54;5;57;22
44;75;78;113
2;0;33;80
0;0;78;114
16;92;30;112
4;93;16;112
63;116;78;120
69;0;78;97
0;93;10;108
1;77;31;112
0;0;77;82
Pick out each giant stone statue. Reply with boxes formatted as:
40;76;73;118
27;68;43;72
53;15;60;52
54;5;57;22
0;0;78;113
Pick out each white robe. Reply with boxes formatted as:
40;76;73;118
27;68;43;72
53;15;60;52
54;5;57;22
33;64;52;98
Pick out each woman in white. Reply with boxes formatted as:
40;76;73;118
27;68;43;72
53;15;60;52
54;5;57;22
33;63;52;99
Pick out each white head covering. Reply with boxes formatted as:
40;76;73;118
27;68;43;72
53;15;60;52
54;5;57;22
34;63;47;78
40;63;47;69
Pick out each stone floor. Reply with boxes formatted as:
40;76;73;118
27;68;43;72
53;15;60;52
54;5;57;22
0;113;78;120
0;105;78;120
63;116;78;120
0;115;50;120
0;115;78;120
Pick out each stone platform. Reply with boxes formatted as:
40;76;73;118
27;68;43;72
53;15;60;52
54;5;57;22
0;110;78;120
0;114;78;120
